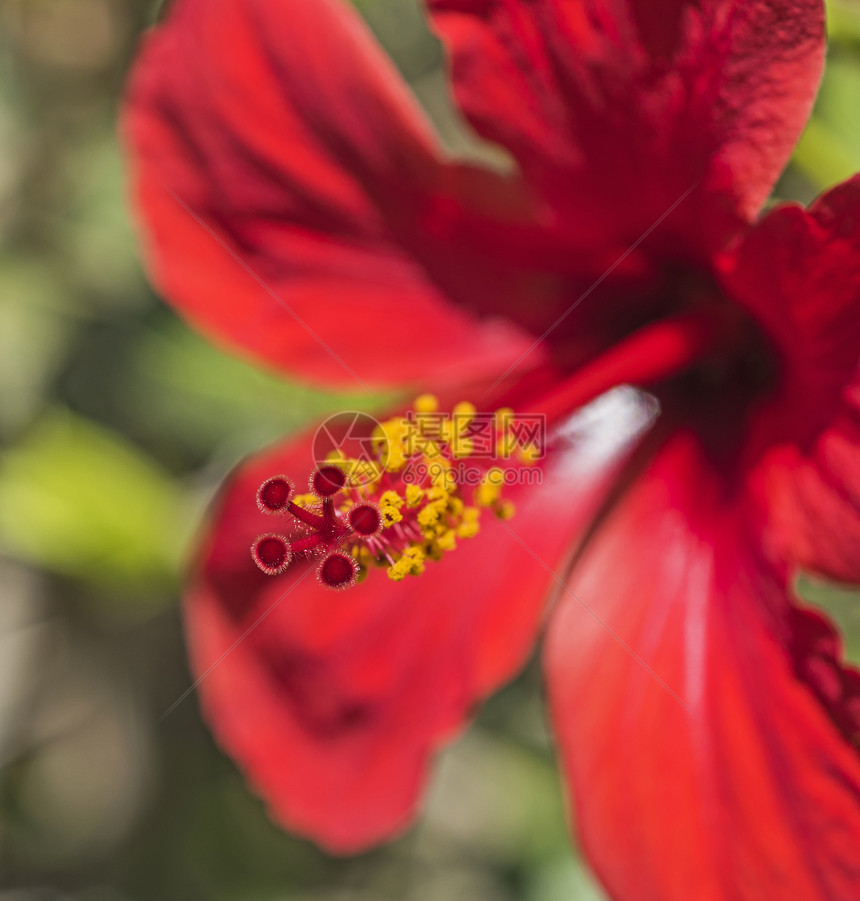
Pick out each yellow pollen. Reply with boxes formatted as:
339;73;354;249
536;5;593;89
495;407;515;428
387;546;426;581
475;468;505;506
457;519;480;539
453;400;476;421
381;505;403;527
405;484;424;507
380;491;405;526
379;490;404;510
487;467;505;485
417;504;441;528
436;529;457;552
518;443;541;465
414;393;439;414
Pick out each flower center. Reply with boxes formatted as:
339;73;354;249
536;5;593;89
251;397;536;589
537;299;779;435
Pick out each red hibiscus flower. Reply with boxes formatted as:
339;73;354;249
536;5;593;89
123;0;860;897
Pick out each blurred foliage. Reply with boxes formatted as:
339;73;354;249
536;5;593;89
0;0;858;899
126;319;376;462
798;576;860;664
0;408;189;595
791;1;860;191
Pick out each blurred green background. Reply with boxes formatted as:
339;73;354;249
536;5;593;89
0;1;858;899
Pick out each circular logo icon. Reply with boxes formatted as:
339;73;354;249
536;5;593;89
311;411;386;487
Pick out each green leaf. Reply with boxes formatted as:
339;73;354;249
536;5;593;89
792;52;860;191
827;0;860;44
796;574;860;666
0;257;73;435
0;408;192;594
128;318;394;456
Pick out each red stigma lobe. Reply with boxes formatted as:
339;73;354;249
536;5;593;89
251;534;292;575
311;465;347;497
257;475;295;513
318;551;359;590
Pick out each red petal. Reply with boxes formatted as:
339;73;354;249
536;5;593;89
184;390;654;851
122;0;539;389
428;0;825;255
752;396;860;585
720;177;860;583
545;431;860;900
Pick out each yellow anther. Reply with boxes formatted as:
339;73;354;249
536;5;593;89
453;400;476;421
405;484;424;507
496;499;516;520
518;443;541;465
387;560;408;581
475;468;504;507
429;459;455;489
292;493;317;507
387;546;426;581
386;448;407;472
325;449;346;462
375;418;411;471
447;497;464;517
495;407;515;428
371;422;390;452
426;486;449;502
422;538;444;561
405;545;426;569
380;490;404;510
436;529;457;552
457;519;480;539
414;394;439;414
381;505;403;527
463;506;480;522
475;484;497;507
417;504;441;528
